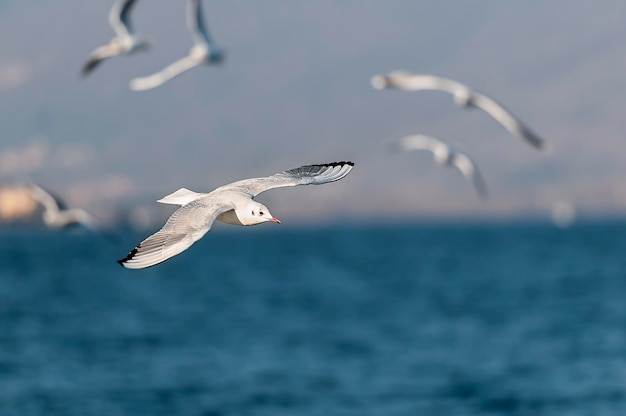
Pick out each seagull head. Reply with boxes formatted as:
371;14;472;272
433;146;453;165
370;75;388;90
453;90;472;107
240;202;280;226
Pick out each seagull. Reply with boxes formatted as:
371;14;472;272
129;0;224;91
393;135;488;198
371;71;548;151
82;0;150;76
117;162;354;269
28;184;99;229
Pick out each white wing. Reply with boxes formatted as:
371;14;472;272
187;0;214;47
82;44;120;76
470;93;547;150
60;209;100;229
372;72;468;95
118;198;233;269
395;134;448;153
451;152;488;198
129;55;201;91
28;184;61;215
109;0;137;39
215;161;355;198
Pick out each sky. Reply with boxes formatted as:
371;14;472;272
0;1;625;224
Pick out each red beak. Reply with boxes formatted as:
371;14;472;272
269;217;281;224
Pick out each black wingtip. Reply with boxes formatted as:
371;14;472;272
117;246;138;267
285;161;355;179
320;161;355;168
518;125;550;153
537;140;552;153
81;57;103;78
290;161;355;173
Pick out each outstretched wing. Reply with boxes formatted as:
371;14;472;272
187;0;215;46
82;44;119;76
117;198;232;269
215;161;355;198
129;55;201;91
373;71;548;151
372;72;468;95
65;209;100;230
28;184;62;213
451;152;488;198
395;135;447;153
471;93;547;150
109;0;138;39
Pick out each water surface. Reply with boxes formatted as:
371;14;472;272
1;222;625;415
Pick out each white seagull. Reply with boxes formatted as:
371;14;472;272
82;0;150;76
371;71;548;151
394;135;488;198
129;0;224;91
118;162;354;269
28;184;99;229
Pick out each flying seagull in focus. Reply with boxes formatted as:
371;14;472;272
393;135;488;198
82;0;150;76
117;162;354;269
118;162;355;269
28;184;99;229
129;0;224;91
371;71;548;151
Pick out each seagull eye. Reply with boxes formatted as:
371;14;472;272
259;211;264;216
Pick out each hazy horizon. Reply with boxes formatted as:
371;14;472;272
1;1;625;224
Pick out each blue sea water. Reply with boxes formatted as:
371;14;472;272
1;222;626;415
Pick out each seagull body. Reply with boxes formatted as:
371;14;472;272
118;162;355;269
28;184;98;229
394;135;487;198
129;0;224;91
371;71;547;151
82;0;150;76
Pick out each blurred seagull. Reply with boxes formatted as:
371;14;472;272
82;0;150;76
394;135;488;198
28;184;99;229
371;71;548;151
129;0;224;91
118;162;354;269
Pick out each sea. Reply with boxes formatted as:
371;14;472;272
1;221;626;415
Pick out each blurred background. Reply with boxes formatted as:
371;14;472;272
1;0;625;227
2;2;626;415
